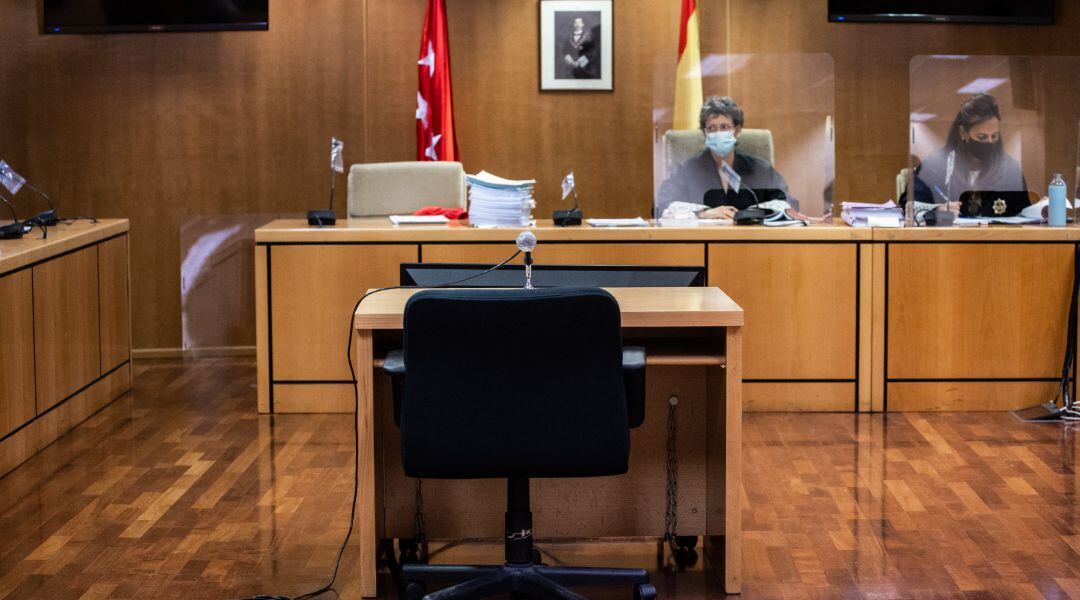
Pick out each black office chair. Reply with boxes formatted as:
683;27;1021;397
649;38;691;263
382;287;655;600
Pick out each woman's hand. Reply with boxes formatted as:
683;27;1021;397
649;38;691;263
698;206;737;219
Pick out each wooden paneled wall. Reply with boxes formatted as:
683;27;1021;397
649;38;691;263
2;0;1080;350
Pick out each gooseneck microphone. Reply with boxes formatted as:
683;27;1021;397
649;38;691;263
22;182;58;227
0;193;26;240
516;231;537;289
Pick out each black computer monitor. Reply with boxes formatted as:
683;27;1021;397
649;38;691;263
399;263;706;288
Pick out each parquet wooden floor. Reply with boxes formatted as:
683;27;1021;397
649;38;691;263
3;358;1080;599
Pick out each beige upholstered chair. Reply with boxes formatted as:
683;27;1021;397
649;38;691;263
661;128;775;181
348;161;466;217
896;168;910;203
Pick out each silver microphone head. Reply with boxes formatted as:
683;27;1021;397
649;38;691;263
516;231;537;253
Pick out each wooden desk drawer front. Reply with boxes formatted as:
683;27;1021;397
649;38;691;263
708;242;858;381
34;246;101;412
269;244;418;384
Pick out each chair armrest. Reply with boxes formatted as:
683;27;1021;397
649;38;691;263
382;350;406;427
623;346;646;428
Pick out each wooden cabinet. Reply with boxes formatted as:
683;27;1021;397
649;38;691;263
0;221;131;477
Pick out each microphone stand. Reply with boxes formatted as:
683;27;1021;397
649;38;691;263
553;187;582;227
22;181;59;227
516;231;537;288
0;192;27;239
308;141;340;227
524;250;533;289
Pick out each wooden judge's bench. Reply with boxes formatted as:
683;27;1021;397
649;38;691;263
255;218;1080;415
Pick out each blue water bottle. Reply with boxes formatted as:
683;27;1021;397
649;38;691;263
1049;173;1067;227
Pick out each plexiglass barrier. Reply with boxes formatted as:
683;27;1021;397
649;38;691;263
653;53;835;221
180;214;298;354
908;55;1080;225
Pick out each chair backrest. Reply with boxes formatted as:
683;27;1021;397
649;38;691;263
662;128;775;180
348;161;466;217
897;167;910;203
400;288;630;480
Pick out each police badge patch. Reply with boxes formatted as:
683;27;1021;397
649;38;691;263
993;198;1007;215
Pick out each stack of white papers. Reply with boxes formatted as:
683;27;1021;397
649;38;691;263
466;171;537;227
841;200;904;228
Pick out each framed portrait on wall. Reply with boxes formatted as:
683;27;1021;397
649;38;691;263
539;0;613;91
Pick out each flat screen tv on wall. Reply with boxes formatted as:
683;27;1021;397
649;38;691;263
828;0;1054;24
43;0;269;34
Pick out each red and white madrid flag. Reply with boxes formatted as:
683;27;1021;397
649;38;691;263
416;0;459;162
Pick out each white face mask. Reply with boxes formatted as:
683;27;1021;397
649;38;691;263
706;130;736;157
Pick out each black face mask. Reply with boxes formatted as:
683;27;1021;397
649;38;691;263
965;139;1000;162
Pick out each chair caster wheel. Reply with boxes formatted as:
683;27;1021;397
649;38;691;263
674;535;698;550
399;539;424;565
404;581;427;600
634;583;657;600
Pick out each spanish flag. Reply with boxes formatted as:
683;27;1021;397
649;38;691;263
674;0;703;130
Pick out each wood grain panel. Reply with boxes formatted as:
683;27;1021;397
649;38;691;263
97;235;130;374
33;246;101;413
870;243;887;412
887;243;1073;379
0;362;129;478
0;270;36;439
888;381;1061;412
858;244;877;412
744;381;855;412
0;221;128;276
269;244;417;383
255;245;270;412
708;243;858;380
421;242;704;267
356;287;742;330
352;328;378;598
272;384;353;414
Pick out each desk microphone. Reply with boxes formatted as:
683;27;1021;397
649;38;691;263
516;231;537;289
0;161;58;227
22;182;58;227
0;192;27;239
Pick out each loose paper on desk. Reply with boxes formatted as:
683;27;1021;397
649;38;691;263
389;215;450;225
586;217;649;227
1016;197;1074;223
867;215;902;228
841;200;903;228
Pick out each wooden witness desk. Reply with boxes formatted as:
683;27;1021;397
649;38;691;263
351;287;745;597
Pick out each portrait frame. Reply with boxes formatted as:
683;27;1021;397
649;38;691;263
539;0;614;91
